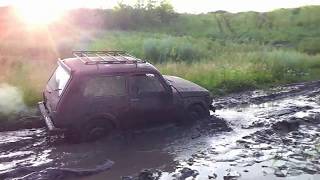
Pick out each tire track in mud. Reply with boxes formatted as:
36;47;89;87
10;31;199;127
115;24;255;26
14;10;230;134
1;81;320;180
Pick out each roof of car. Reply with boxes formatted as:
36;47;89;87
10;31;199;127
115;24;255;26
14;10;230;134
61;56;159;75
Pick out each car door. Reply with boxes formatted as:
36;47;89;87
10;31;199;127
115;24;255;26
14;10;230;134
128;73;174;127
80;75;129;123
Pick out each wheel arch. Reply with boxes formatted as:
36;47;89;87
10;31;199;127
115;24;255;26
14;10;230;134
84;113;119;129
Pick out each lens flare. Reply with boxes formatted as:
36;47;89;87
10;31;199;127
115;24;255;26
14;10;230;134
14;1;65;26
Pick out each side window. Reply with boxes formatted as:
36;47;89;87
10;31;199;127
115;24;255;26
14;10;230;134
129;73;166;96
48;65;71;96
83;76;126;97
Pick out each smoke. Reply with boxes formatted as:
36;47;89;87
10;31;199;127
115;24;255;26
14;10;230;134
0;83;26;115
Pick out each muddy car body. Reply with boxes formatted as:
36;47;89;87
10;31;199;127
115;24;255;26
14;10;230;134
38;51;213;141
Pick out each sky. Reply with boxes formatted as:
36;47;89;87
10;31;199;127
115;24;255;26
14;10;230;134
1;0;320;14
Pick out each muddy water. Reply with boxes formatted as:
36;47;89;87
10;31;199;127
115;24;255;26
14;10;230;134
1;82;320;180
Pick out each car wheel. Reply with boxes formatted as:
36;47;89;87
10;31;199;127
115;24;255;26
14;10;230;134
83;118;114;142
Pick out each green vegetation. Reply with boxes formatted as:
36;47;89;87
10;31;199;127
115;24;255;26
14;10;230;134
158;51;320;94
89;4;320;94
0;3;320;107
90;31;320;94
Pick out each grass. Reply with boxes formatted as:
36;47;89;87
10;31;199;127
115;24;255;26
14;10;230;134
89;31;271;62
1;5;320;110
1;29;319;107
89;31;320;95
157;50;320;95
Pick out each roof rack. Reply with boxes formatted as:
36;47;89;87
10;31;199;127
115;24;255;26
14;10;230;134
72;50;146;65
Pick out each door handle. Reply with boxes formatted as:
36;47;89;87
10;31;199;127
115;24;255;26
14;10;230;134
130;98;140;102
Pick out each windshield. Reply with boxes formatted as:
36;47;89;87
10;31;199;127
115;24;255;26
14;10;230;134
48;65;71;96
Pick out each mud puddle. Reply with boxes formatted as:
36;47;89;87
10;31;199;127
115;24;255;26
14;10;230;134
1;81;320;180
159;95;320;180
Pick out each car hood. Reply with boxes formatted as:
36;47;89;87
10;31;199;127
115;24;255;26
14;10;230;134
163;75;209;97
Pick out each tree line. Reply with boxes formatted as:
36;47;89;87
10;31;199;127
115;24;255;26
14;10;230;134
67;0;177;30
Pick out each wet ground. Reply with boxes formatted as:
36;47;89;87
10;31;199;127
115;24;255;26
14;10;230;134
1;81;320;180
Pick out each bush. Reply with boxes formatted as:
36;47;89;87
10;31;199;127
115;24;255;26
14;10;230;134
144;39;162;63
90;32;203;63
177;43;198;62
298;38;320;54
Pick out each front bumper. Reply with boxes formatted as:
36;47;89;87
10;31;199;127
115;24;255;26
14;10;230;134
38;101;64;134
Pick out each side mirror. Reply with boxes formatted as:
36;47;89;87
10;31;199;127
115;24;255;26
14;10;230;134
168;84;174;94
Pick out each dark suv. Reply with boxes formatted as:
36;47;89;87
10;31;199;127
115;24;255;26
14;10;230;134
38;51;214;141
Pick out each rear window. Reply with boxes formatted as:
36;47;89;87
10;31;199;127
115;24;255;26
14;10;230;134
48;66;71;96
83;76;126;97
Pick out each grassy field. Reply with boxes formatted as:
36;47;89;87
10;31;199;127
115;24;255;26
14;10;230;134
0;5;320;113
89;31;320;95
87;5;320;95
158;52;320;94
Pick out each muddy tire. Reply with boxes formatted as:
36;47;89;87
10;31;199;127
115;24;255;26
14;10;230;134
65;119;113;143
82;118;114;142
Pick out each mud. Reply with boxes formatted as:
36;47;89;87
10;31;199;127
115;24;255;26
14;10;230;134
1;81;320;179
0;107;44;132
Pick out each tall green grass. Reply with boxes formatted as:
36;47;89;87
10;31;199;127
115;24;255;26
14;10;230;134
89;31;206;63
89;31;271;62
2;29;319;106
157;50;320;95
1;6;320;108
84;5;320;96
89;31;320;95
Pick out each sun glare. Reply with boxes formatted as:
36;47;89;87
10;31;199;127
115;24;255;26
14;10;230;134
15;2;65;26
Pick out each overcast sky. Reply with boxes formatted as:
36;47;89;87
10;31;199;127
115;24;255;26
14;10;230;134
1;0;320;13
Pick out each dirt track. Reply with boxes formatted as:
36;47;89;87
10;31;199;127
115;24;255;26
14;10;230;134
1;81;320;180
